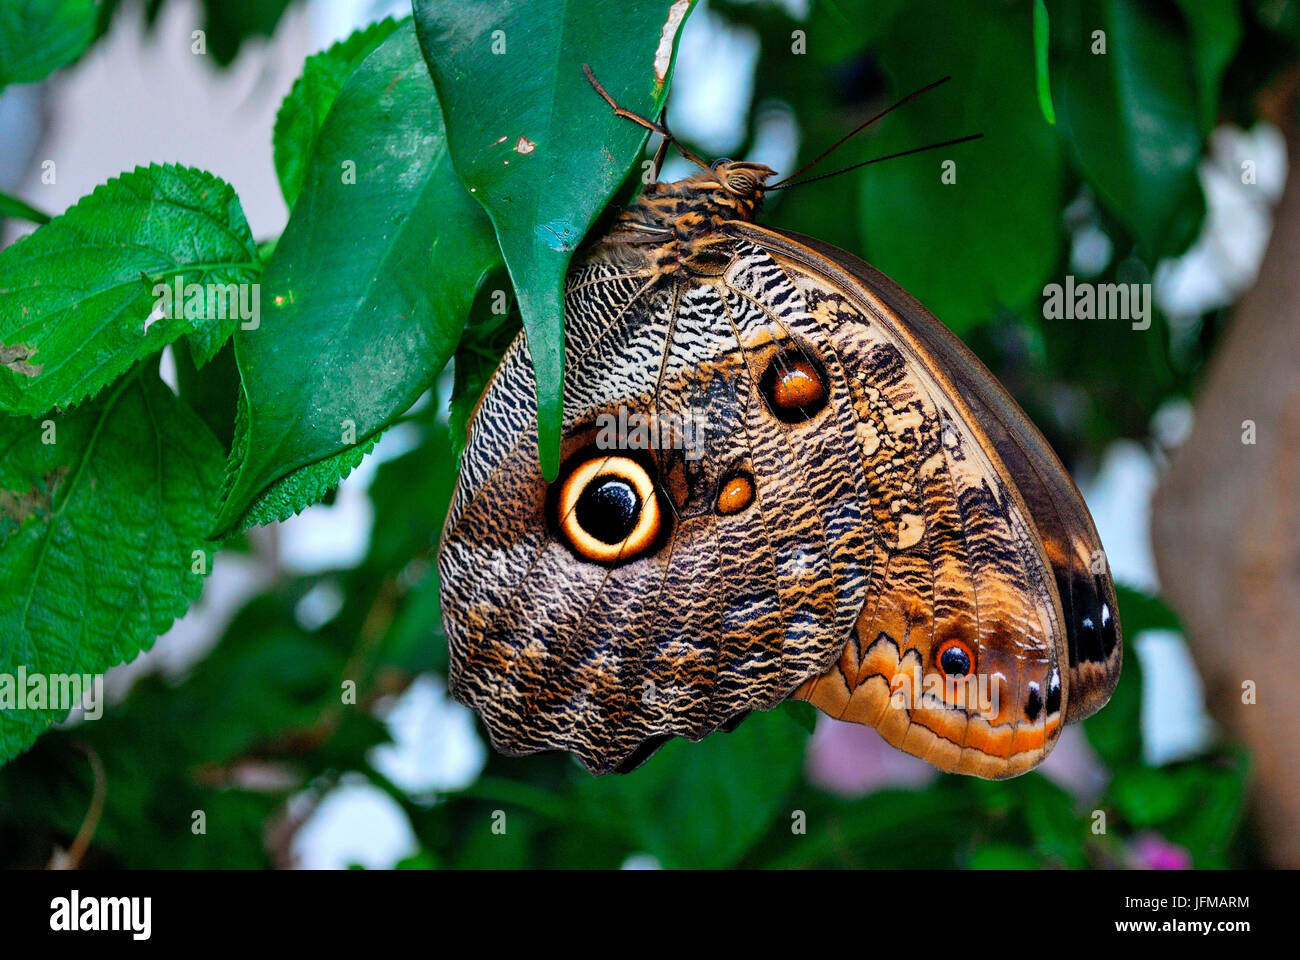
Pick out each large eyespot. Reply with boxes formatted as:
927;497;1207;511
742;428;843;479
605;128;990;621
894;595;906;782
759;348;828;423
936;638;974;678
556;455;662;564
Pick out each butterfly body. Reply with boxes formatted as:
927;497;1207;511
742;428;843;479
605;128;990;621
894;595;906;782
439;161;1120;778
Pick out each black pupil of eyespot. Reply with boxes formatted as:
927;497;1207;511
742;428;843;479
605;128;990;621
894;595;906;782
575;476;640;545
940;646;970;676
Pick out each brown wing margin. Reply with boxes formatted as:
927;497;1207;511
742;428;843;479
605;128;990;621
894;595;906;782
731;223;1121;723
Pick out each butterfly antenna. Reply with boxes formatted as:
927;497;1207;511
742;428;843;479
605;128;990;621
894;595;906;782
769;75;958;188
769;133;983;190
583;64;710;169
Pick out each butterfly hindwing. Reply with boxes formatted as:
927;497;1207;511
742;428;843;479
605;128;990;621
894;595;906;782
753;227;1122;725
735;223;1118;775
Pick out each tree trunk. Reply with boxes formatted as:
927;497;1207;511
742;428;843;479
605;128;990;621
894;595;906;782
1150;121;1300;868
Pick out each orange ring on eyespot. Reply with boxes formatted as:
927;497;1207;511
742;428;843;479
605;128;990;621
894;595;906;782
935;638;975;678
557;456;660;564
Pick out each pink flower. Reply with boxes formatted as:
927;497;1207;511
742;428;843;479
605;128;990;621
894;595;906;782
1131;831;1192;870
805;717;937;797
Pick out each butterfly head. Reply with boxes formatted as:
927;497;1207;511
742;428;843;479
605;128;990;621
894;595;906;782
691;159;778;220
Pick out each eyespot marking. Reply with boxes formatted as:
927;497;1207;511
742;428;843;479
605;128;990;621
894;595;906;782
759;349;828;423
1046;669;1062;716
936;638;974;678
556;454;662;564
1025;682;1043;722
716;471;756;516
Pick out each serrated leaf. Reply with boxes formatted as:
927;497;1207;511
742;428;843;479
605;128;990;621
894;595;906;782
0;164;259;415
0;0;97;91
273;16;404;211
0;368;225;764
414;0;698;478
214;23;502;535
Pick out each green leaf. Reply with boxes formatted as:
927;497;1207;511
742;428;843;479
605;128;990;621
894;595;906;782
273;16;404;211
0;0;97;91
0;368;225;764
0;190;50;226
1110;766;1194;826
1172;0;1243;134
414;0;698;478
1081;618;1143;769
969;843;1042;869
1033;0;1056;124
571;709;805;869
214;23;501;534
1158;748;1250;867
1020;773;1088;866
0;164;260;415
858;0;1064;332
1054;0;1205;257
781;699;819;735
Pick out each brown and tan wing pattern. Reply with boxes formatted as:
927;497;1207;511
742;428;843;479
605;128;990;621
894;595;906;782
745;226;1122;726
438;238;874;774
731;223;1119;776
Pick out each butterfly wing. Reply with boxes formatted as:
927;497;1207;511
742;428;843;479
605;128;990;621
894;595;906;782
732;222;1121;776
438;240;875;774
440;212;1120;779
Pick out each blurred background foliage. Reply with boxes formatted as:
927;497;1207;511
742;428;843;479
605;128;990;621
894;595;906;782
2;0;1292;868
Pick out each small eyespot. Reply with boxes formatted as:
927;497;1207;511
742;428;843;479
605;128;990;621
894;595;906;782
1045;669;1062;715
1025;682;1043;722
716;471;756;516
557;455;661;564
1099;596;1119;657
759;349;828;423
936;638;974;678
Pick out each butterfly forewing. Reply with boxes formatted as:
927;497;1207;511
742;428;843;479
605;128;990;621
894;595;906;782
439;230;874;774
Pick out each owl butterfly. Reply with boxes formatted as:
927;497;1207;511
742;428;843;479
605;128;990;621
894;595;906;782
438;71;1121;779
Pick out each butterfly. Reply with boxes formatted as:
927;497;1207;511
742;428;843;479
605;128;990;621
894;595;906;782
437;70;1121;779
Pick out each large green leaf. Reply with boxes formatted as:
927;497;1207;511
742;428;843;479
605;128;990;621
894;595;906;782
571;710;805;869
856;0;1064;332
214;23;501;534
1172;0;1243;134
1054;0;1205;257
0;368;224;764
0;0;96;91
414;0;698;478
272;16;404;211
0;164;259;415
